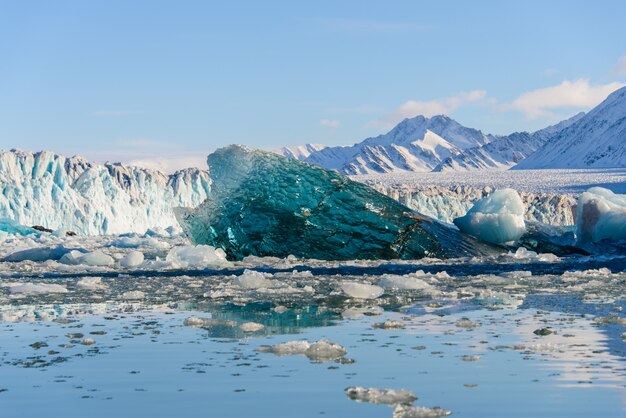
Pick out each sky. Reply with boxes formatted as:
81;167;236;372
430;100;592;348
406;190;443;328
1;0;626;172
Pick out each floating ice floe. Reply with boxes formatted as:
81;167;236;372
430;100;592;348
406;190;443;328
257;339;347;362
9;283;68;295
0;218;37;236
119;251;145;268
345;386;417;406
60;250;115;266
3;245;77;262
183;316;237;327
166;245;231;268
454;188;526;245
393;404;452;418
378;274;435;291
233;269;280;289
341;282;384;299
175;145;502;261
372;320;406;330
577;187;626;244
76;277;106;291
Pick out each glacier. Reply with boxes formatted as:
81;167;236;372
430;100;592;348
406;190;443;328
175;145;502;261
0;149;211;235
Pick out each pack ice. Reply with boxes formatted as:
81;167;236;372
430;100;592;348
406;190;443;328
175;145;501;261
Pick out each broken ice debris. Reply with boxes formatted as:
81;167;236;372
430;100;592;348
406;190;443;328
345;386;417;406
454;188;526;245
175;145;501;260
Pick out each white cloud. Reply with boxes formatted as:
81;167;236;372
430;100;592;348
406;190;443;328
613;56;626;75
319;119;341;128
126;155;207;173
505;79;625;118
375;90;487;128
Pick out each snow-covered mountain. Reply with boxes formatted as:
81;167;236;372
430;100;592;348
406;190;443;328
0;150;211;235
515;86;626;169
279;144;326;159
279;115;495;174
433;113;585;172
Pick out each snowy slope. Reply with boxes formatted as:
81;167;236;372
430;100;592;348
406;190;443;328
0;150;211;235
279;144;326;159
515;86;626;169
434;113;585;172
281;115;495;174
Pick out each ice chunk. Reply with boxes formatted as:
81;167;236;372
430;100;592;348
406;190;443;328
59;250;114;266
257;339;346;362
119;251;145;268
166;245;231;268
577;187;626;244
183;317;237;327
0;218;37;236
175;145;501;261
233;269;277;289
341;282;384;299
372;320;406;330
345;386;417;406
393;405;452;418
454;188;526;245
9;283;68;295
3;246;77;262
378;275;434;291
76;277;106;290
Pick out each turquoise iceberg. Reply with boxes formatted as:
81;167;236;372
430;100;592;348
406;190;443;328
175;146;501;260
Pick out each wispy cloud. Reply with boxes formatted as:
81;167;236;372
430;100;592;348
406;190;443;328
503;79;625;118
319;119;341;128
613;55;626;75
373;90;488;128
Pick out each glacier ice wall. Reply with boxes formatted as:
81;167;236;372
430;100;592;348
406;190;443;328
0;150;211;235
364;183;576;226
175;145;501;261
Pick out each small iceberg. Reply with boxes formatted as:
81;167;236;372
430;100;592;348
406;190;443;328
453;188;526;245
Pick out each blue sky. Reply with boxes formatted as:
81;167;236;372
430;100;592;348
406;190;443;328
1;0;626;172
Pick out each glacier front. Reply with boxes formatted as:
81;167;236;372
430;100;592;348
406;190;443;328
0;150;211;235
175;145;501;261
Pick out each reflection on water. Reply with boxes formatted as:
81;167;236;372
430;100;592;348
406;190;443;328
1;269;626;417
